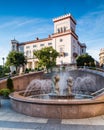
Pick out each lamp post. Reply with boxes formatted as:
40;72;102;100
2;57;5;67
84;62;86;69
2;57;5;77
49;50;52;73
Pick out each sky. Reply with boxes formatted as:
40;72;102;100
0;0;104;65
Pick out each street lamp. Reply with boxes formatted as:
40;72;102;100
2;57;5;77
49;50;52;72
84;62;87;69
2;57;5;67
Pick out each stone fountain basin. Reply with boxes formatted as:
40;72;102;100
9;91;104;119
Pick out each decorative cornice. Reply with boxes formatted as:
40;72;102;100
52;29;78;40
53;14;76;25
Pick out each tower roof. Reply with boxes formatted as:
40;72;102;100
53;13;76;24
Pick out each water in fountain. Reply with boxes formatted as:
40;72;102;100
23;71;96;99
24;79;53;96
73;76;96;95
52;71;73;95
58;71;69;95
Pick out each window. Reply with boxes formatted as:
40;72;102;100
61;27;63;32
33;45;37;48
57;28;60;33
40;44;44;46
48;43;52;45
60;39;63;42
26;50;29;57
26;50;31;58
12;45;15;50
26;46;30;49
73;45;76;52
73;39;75;43
64;53;68;56
64;27;66;32
60;47;63;53
19;46;24;52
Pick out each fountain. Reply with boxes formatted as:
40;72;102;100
9;69;104;119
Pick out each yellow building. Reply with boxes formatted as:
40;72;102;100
99;48;104;66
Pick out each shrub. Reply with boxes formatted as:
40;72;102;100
25;68;29;73
31;69;35;72
0;88;11;97
62;66;65;70
29;68;31;71
35;68;38;71
6;77;14;91
12;70;16;75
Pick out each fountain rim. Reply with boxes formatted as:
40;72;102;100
9;91;104;105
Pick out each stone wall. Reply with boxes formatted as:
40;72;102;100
0;71;44;91
0;69;104;92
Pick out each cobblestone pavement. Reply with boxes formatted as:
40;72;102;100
0;99;104;130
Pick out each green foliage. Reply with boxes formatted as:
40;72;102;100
0;88;11;97
6;77;14;91
0;65;10;78
0;65;3;77
25;68;29;73
35;67;38;71
3;66;10;73
5;51;27;69
76;53;95;67
34;47;59;71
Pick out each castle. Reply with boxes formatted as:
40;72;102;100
11;14;86;69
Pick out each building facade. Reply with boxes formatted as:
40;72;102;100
99;48;104;66
11;14;86;69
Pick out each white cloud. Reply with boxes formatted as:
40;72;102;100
87;48;100;61
1;9;104;65
0;16;53;65
76;9;104;61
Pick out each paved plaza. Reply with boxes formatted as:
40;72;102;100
0;99;104;130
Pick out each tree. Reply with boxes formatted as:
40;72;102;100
34;47;59;72
5;51;27;71
76;53;95;67
6;77;14;91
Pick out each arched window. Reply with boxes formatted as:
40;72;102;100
61;27;63;32
64;27;66;32
57;28;60;33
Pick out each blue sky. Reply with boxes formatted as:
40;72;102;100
0;0;104;65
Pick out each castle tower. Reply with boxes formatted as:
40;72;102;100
52;14;80;65
11;38;19;51
53;13;76;34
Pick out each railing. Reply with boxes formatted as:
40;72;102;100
91;88;104;96
78;66;104;72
